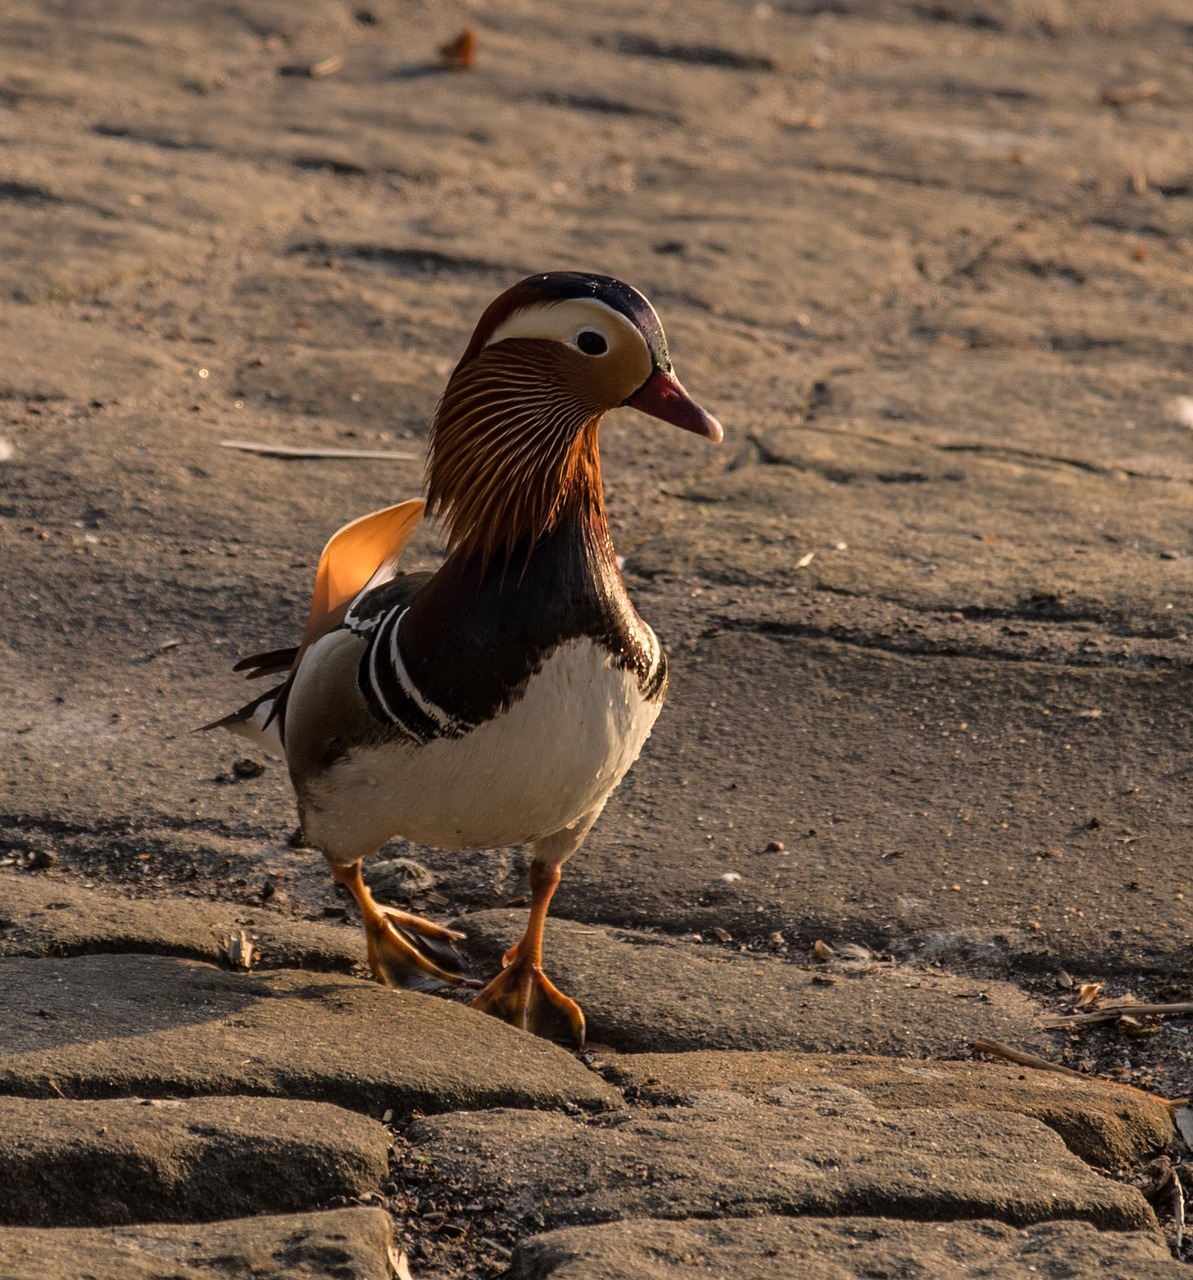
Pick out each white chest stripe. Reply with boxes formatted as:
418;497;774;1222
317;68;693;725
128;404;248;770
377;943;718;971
366;605;460;735
387;607;459;732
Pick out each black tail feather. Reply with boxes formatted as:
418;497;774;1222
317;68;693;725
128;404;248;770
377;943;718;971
233;646;299;680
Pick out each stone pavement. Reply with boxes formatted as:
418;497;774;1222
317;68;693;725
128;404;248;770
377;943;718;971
0;881;1184;1277
2;0;1193;1275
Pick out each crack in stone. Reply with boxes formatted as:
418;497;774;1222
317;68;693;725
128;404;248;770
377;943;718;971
752;423;1193;487
707;607;1190;671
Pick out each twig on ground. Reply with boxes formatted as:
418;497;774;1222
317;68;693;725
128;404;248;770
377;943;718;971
1173;1165;1186;1253
220;440;418;460
974;1038;1099;1082
1042;1001;1193;1028
973;1038;1188;1110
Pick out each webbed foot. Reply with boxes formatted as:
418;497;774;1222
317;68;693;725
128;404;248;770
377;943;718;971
368;904;480;992
328;860;479;992
471;957;585;1046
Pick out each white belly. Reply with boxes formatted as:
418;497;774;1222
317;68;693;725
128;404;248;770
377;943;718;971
301;638;661;861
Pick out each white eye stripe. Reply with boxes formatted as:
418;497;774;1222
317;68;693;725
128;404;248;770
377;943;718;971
484;297;643;351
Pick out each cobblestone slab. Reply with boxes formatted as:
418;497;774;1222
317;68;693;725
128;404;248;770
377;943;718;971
0;1207;391;1280
0;874;360;971
0;954;619;1115
459;911;1057;1057
509;1216;1188;1280
600;1050;1175;1170
0;1095;386;1226
406;1096;1156;1232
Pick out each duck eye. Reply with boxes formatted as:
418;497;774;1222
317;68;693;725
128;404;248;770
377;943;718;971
576;330;608;356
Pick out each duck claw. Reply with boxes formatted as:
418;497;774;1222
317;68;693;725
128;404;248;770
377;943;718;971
369;908;476;992
471;958;585;1047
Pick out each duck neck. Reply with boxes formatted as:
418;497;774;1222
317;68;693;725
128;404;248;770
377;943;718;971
442;429;617;593
425;341;613;575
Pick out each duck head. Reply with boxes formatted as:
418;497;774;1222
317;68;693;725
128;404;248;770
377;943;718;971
426;271;722;568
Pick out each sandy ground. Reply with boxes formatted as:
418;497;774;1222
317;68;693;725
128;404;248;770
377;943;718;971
2;0;1193;1228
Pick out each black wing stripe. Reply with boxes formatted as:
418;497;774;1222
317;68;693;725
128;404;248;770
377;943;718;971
360;606;467;743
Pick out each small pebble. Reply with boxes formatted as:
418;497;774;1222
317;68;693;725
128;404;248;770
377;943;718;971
309;55;345;78
1169;395;1193;429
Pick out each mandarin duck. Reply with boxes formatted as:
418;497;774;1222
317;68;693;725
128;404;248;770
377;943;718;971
210;272;722;1045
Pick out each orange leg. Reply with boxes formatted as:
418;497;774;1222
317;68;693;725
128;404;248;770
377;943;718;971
471;858;585;1046
328;859;478;992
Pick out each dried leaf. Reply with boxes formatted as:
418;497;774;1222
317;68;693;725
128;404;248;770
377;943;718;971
1074;982;1103;1008
439;28;476;70
711;927;732;943
1121;1013;1162;1038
